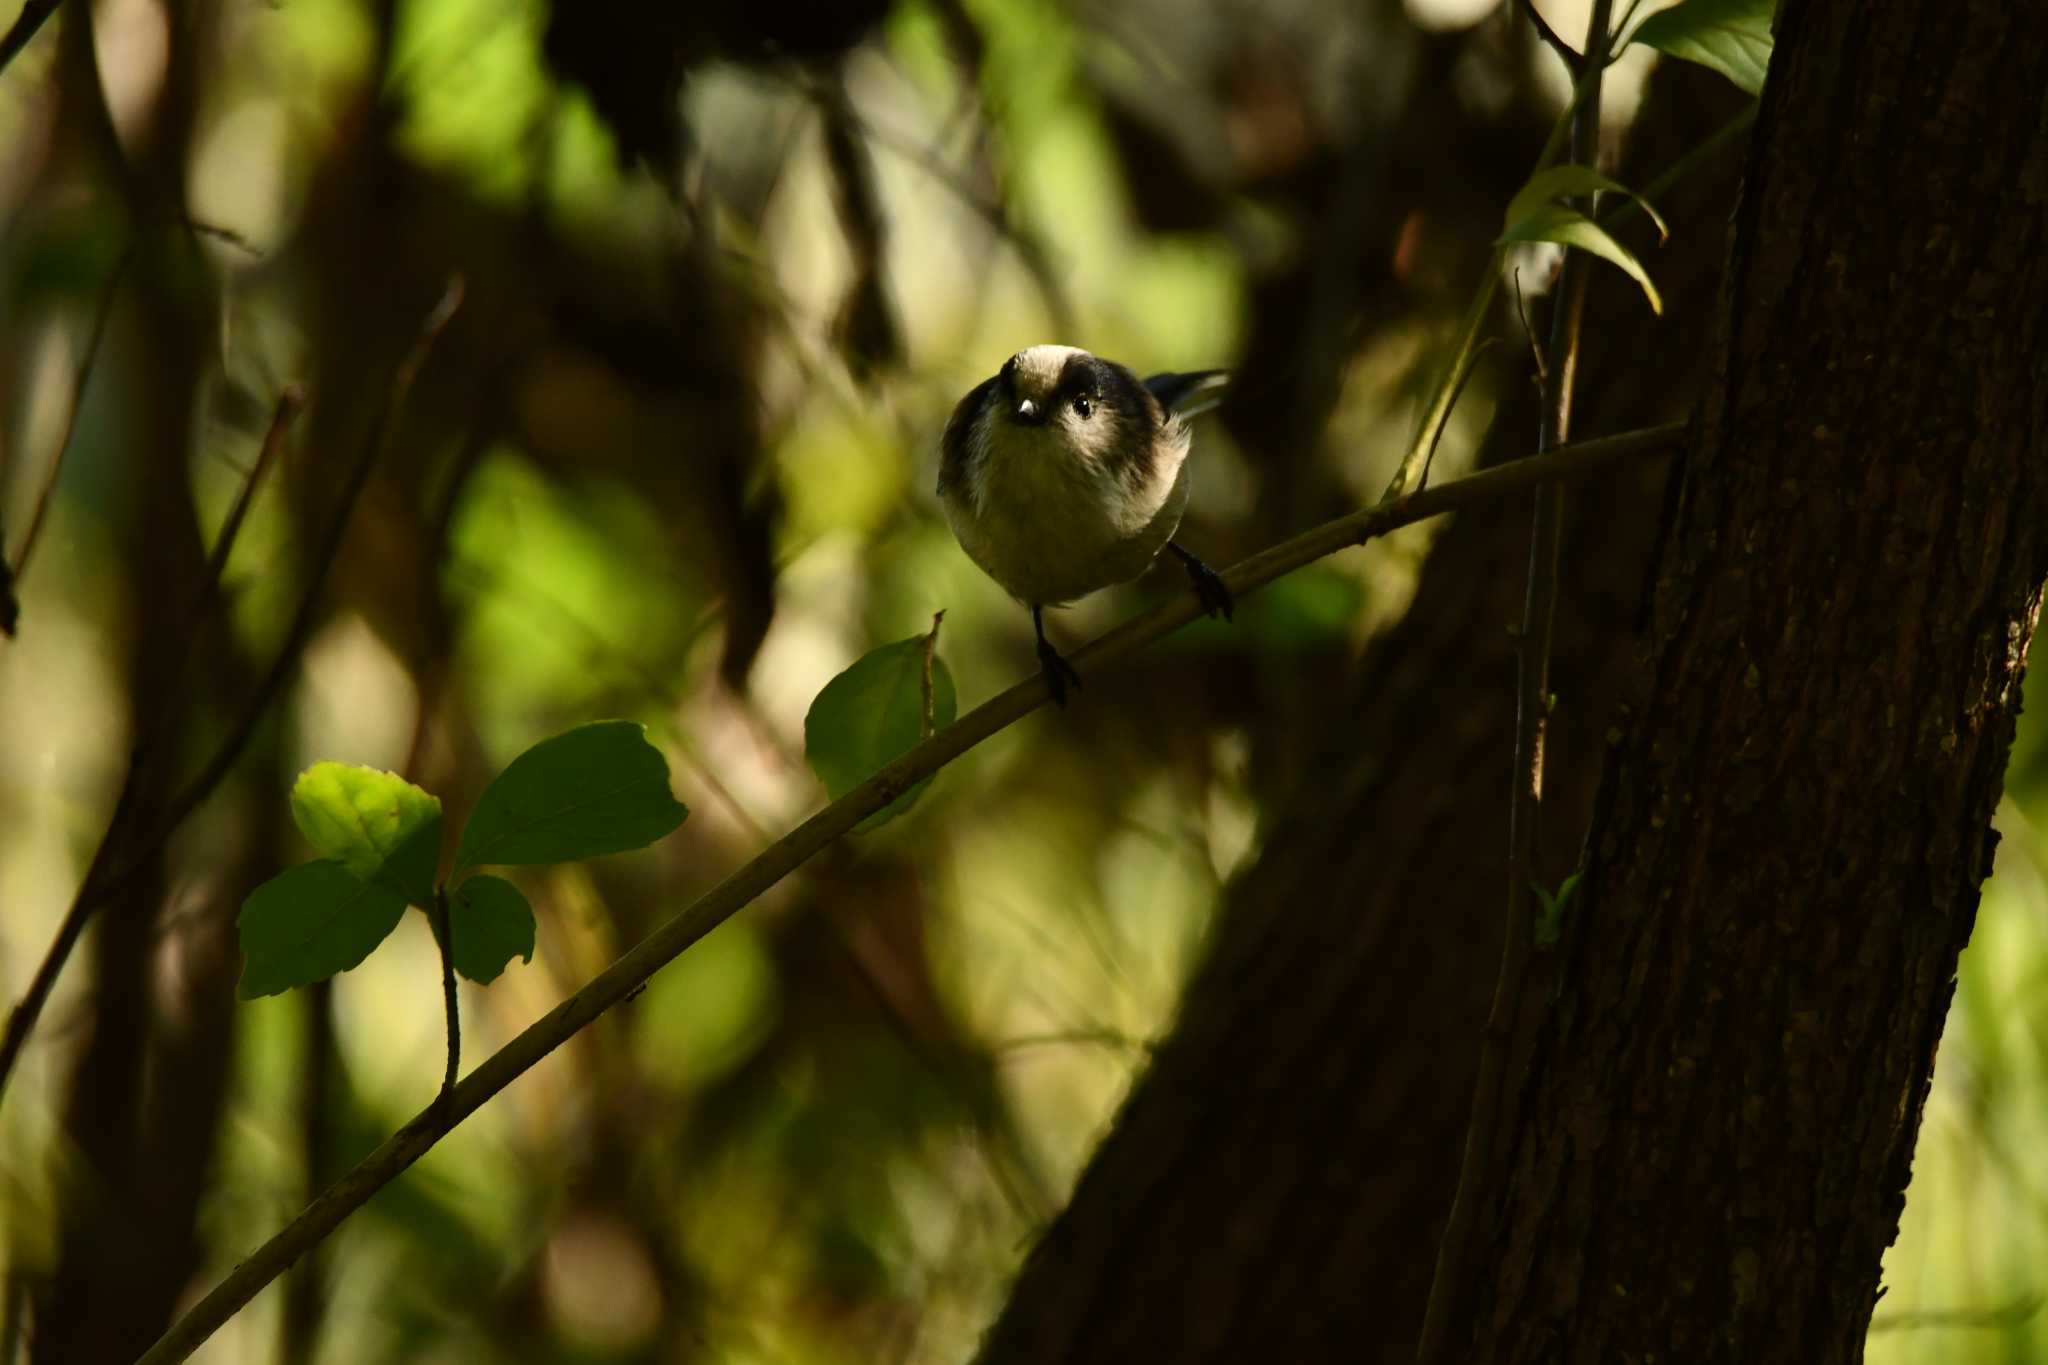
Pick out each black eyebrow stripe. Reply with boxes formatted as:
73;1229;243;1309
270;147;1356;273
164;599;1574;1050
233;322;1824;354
1056;355;1103;398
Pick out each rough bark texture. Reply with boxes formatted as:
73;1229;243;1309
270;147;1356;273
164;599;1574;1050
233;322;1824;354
1456;1;2048;1360
975;65;1748;1365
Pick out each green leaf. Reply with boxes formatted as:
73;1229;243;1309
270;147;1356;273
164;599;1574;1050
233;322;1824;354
1499;204;1664;315
1505;165;1668;242
1532;871;1582;948
446;875;536;984
453;721;688;873
289;763;443;905
804;631;957;829
1630;0;1773;95
237;860;410;998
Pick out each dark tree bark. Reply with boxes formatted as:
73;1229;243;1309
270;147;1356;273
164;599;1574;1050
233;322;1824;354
976;64;1748;1365
982;0;2048;1359
1451;1;2048;1360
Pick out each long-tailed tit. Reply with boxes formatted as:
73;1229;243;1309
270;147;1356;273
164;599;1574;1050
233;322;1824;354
937;345;1233;707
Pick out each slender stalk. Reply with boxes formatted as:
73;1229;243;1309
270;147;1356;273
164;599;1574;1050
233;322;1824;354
0;282;458;1110
1514;0;1583;77
0;0;62;85
1386;34;1601;500
137;418;1684;1365
431;889;459;1100
8;248;133;592
1414;2;1616;1360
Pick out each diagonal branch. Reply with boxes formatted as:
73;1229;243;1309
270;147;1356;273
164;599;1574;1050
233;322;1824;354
1513;0;1584;76
137;417;1685;1365
7;247;134;614
0;0;62;81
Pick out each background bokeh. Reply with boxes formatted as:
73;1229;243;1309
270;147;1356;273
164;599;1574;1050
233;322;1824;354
0;0;2037;1359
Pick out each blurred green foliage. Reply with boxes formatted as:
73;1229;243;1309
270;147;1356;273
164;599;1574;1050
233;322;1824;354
0;0;2036;1361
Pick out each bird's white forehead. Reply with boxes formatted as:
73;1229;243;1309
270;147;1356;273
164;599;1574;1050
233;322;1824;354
1007;344;1089;398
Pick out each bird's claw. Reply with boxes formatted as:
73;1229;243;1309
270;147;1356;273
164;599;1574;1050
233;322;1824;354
1171;544;1235;621
1038;639;1083;709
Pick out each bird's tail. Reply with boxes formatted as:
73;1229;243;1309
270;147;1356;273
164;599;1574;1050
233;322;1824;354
1143;369;1229;419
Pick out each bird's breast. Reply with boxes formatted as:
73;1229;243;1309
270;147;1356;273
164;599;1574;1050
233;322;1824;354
948;431;1191;607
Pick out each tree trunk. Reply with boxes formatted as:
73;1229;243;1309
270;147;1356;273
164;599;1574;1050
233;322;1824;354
976;63;1748;1365
982;0;2048;1358
1452;1;2048;1359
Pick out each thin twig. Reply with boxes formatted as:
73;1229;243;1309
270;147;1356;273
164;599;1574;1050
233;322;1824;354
0;0;62;79
1417;337;1499;494
0;283;461;1110
431;889;459;1100
1414;2;1615;1360
1870;1293;2047;1333
9;248;134;593
136;418;1685;1365
1513;0;1583;76
147;279;463;858
1608;0;1656;52
836;109;1079;340
1511;267;1547;391
186;219;265;258
1603;101;1760;229
920;610;945;737
0;385;303;1106
140;388;306;744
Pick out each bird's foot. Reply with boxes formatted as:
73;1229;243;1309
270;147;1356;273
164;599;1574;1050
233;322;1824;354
1169;542;1234;621
1037;637;1083;709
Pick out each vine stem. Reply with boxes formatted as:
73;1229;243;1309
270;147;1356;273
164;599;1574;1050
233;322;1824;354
431;889;459;1101
1413;1;1617;1360
137;418;1684;1365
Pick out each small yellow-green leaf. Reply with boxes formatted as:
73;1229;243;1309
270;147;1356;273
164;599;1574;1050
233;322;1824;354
237;860;409;998
289;764;442;906
1630;0;1773;95
453;721;687;873
447;875;536;984
804;633;958;829
1506;165;1668;242
1499;205;1664;315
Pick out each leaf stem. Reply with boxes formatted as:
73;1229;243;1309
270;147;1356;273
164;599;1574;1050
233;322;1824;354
431;888;459;1101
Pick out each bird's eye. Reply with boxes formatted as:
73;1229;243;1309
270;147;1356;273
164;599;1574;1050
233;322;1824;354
1073;395;1093;419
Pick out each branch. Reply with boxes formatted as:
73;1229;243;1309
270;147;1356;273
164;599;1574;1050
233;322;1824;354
7;247;134;607
0;281;459;1110
148;278;462;847
0;386;297;1105
1416;1;1616;1359
430;890;459;1101
0;0;62;81
1513;0;1583;76
137;418;1685;1365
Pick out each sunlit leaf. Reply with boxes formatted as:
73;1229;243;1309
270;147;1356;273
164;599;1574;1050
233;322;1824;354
453;721;687;872
1505;165;1668;242
1630;0;1773;95
1499;205;1664;314
804;632;957;829
446;874;536;984
237;860;410;998
290;763;443;906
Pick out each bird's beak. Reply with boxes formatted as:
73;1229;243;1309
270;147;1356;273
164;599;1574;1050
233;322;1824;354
1013;398;1043;424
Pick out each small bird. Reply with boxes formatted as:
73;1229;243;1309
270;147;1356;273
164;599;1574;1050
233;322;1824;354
937;345;1234;707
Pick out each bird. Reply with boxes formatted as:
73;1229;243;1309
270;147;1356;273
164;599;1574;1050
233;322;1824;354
937;345;1233;707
